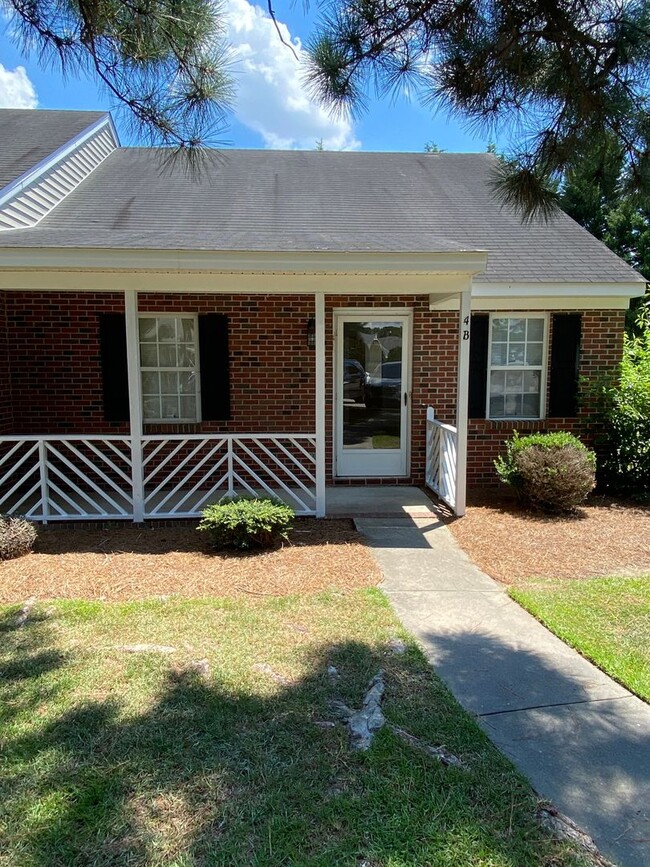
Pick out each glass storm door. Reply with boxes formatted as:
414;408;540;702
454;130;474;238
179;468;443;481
335;314;410;477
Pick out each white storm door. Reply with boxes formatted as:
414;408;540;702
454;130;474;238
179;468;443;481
335;313;410;477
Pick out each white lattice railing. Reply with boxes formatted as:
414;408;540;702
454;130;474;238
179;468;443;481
0;436;133;521
142;435;317;518
425;408;458;512
0;433;317;521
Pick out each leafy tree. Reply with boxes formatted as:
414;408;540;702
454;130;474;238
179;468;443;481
595;301;650;498
1;0;234;149
306;0;650;219
560;135;650;330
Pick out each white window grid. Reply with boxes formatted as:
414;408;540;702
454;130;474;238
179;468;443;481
486;313;548;421
138;314;201;423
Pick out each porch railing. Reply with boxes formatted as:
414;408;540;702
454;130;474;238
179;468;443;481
425;407;458;512
0;433;317;521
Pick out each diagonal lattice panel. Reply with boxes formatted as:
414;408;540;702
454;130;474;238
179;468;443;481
426;413;457;511
44;438;133;519
0;439;42;518
143;436;229;517
230;437;317;514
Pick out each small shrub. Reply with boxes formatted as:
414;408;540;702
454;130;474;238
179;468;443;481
197;496;295;550
495;431;596;512
0;515;37;560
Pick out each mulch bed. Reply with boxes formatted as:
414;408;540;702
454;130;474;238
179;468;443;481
0;519;381;602
447;492;650;584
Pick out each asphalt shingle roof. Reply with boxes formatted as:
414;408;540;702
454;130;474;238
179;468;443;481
0;138;644;285
0;109;107;191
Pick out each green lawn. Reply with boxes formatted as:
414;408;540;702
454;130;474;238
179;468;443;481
511;575;650;701
0;589;583;866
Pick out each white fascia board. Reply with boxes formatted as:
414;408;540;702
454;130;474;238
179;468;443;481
473;280;647;299
0;115;117;209
0;247;489;275
430;294;632;311
0;270;476;294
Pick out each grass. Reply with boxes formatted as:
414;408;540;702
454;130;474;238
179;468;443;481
0;589;584;866
511;575;650;701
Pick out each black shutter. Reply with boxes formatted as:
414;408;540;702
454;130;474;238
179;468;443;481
549;313;582;417
99;313;129;422
199;314;231;420
468;314;489;418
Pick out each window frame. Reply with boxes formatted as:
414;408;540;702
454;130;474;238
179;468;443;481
485;312;549;421
138;313;202;424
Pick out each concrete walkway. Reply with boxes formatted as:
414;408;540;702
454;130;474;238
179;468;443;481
356;513;650;867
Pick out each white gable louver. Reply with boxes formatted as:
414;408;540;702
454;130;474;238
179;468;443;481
0;116;117;230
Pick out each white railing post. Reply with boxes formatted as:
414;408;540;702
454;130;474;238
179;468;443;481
124;289;144;522
425;407;433;487
455;288;472;517
38;439;49;524
227;438;235;496
315;291;326;517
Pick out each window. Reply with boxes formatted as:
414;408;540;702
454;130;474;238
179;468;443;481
487;315;547;419
139;316;200;422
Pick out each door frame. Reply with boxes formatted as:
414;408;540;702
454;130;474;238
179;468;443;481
333;307;413;478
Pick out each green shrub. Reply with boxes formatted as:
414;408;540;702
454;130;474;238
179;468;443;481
495;431;596;512
593;309;650;498
0;515;37;561
197;496;295;550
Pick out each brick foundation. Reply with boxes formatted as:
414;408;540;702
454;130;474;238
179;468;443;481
0;292;625;491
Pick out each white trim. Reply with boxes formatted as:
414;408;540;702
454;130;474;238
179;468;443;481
0;271;478;295
473;281;645;298
125;290;144;522
486;313;549;422
430;295;633;311
455;290;471;517
0;115;116;208
0;248;488;274
314;293;326;517
333;309;412;478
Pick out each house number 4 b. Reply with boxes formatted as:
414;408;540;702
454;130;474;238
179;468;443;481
462;316;471;341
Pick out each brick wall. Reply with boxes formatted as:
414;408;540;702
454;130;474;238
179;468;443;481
0;293;12;433
1;292;625;491
5;292;126;434
467;310;626;486
4;291;315;435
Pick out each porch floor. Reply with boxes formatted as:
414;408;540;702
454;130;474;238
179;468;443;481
325;486;438;518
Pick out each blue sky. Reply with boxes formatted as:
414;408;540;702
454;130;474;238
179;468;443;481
0;0;501;154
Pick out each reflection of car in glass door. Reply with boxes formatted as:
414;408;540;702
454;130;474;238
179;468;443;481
343;359;366;404
365;361;402;408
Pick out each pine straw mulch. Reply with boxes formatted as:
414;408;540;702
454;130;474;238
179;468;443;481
446;493;650;585
0;519;381;602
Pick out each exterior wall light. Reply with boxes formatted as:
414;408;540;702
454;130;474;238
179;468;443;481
306;318;316;349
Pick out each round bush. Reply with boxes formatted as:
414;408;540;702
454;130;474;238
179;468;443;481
494;432;596;512
0;515;37;561
197;496;295;550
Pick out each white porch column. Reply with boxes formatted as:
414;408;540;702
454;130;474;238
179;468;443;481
315;291;326;517
455;287;472;517
124;289;144;522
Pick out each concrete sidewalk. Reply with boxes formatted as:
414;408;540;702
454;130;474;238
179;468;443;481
356;514;650;867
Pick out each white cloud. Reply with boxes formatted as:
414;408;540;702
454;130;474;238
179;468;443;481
225;0;359;150
0;63;37;108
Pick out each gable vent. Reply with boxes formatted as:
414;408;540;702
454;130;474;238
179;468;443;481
0;120;116;230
